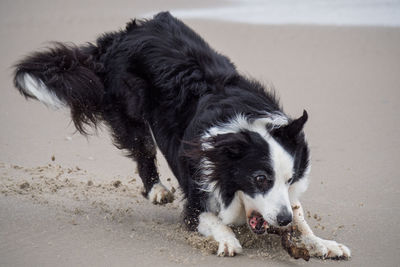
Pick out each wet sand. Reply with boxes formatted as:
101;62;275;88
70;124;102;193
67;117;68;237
1;1;400;266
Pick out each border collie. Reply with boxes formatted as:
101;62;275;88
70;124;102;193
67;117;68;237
13;12;350;259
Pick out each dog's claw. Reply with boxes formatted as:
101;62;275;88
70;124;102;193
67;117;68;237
147;183;174;205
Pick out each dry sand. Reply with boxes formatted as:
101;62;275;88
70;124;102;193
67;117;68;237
1;1;400;266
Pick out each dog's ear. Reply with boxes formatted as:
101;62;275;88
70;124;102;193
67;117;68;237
208;132;250;159
272;110;308;139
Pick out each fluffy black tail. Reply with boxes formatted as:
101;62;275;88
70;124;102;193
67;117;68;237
14;42;104;134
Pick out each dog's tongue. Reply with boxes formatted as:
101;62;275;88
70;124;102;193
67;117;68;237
248;211;268;234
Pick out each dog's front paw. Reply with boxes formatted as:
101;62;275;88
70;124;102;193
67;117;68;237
147;183;174;205
301;235;351;260
217;236;243;257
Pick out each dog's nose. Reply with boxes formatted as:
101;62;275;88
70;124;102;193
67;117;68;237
277;208;292;226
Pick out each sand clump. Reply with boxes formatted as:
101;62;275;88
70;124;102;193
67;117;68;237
184;231;219;254
112;180;122;188
19;181;30;189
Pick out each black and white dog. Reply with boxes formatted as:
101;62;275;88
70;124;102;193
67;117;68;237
14;12;350;259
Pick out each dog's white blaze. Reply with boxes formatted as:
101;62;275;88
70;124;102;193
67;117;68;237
260;136;294;224
18;73;64;109
268;136;294;183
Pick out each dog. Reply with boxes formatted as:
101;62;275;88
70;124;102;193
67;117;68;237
13;11;350;259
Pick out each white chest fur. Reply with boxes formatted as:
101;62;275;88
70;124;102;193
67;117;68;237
208;190;247;226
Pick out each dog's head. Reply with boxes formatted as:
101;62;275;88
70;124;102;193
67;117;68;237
200;111;310;234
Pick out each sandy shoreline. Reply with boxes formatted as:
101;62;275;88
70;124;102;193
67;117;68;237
1;1;400;266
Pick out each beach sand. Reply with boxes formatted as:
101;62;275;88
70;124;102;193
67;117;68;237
1;1;400;266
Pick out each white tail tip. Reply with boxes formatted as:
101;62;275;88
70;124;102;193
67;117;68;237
17;73;65;109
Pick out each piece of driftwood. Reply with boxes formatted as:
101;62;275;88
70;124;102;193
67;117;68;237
267;226;310;261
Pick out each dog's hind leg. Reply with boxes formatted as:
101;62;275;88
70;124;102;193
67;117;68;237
104;111;174;204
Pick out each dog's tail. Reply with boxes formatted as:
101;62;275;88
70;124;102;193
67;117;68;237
14;42;104;134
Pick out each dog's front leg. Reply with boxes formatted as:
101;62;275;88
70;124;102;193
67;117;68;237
291;201;351;259
197;212;243;257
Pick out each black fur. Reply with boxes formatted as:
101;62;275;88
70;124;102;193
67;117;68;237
13;12;309;230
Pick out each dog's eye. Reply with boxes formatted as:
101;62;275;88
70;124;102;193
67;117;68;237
255;175;267;183
254;173;274;191
287;177;293;184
